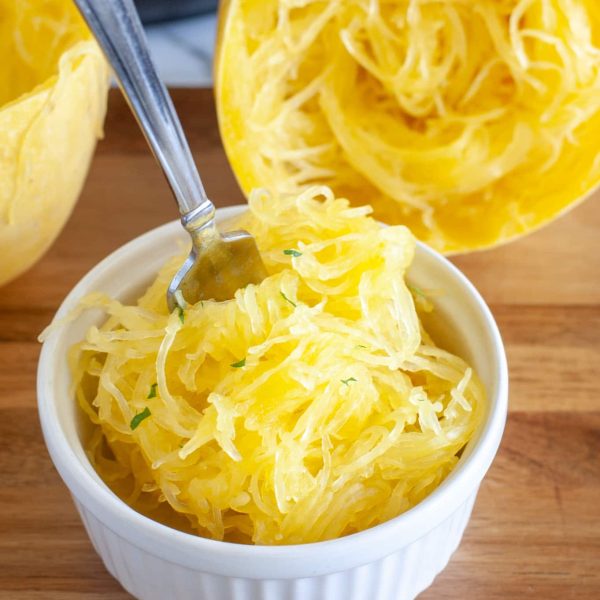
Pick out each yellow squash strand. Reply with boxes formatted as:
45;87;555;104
67;188;485;544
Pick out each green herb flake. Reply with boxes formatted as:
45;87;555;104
231;358;246;368
408;284;426;298
283;249;302;257
147;383;158;399
130;407;151;430
341;377;358;386
280;291;297;308
356;344;367;349
177;306;185;324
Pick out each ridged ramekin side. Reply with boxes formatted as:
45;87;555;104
73;489;477;600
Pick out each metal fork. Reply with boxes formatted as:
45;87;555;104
74;0;267;312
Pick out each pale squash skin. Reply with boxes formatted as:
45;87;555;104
214;0;600;255
0;1;109;286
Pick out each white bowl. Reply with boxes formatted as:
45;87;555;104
37;206;508;600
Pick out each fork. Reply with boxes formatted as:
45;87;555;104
74;0;267;312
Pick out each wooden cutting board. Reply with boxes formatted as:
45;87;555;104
0;89;598;599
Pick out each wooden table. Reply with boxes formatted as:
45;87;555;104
1;89;598;599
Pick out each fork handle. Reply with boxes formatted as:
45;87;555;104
74;0;214;224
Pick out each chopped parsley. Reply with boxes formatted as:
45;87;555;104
280;291;297;307
130;407;151;430
341;377;357;386
231;358;246;368
283;249;302;257
147;383;157;399
408;284;426;298
356;344;367;349
177;306;185;324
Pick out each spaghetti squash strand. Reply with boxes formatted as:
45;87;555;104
70;187;485;544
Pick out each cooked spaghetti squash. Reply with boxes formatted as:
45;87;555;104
216;0;600;253
65;188;485;545
0;0;109;285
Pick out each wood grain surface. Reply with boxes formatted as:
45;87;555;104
0;89;598;599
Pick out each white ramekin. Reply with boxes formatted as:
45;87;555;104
37;206;508;600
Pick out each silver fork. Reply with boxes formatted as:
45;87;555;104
74;0;267;312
